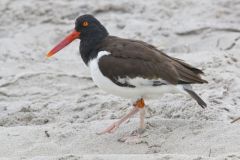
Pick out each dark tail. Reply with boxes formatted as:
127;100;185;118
184;88;207;109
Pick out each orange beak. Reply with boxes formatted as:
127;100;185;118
46;29;80;58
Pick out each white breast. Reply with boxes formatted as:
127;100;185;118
88;51;186;99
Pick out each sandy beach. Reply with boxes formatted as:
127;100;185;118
0;0;240;159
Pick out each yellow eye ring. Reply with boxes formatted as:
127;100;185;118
82;21;89;27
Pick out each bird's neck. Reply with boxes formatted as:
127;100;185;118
80;33;108;65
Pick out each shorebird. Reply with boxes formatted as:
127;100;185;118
46;14;207;140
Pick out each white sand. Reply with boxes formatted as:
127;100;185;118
0;0;240;159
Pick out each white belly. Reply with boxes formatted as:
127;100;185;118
88;51;185;99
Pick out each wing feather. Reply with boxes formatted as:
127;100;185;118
96;36;207;87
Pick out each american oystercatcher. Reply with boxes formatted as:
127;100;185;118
46;14;208;138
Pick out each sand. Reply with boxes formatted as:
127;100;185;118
0;0;240;159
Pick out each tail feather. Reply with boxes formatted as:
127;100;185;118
174;62;208;84
184;88;207;108
172;57;204;75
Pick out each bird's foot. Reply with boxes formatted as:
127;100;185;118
118;128;146;144
96;121;121;135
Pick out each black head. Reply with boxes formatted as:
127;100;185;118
46;14;108;58
75;14;108;41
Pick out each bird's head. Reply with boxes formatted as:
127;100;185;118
46;14;108;58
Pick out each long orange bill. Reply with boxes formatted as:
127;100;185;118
46;29;80;58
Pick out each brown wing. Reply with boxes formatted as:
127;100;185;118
97;36;207;87
128;38;205;76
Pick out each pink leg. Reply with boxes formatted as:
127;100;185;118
97;106;140;135
118;106;146;144
139;108;145;131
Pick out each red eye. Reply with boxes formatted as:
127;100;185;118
82;21;89;27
